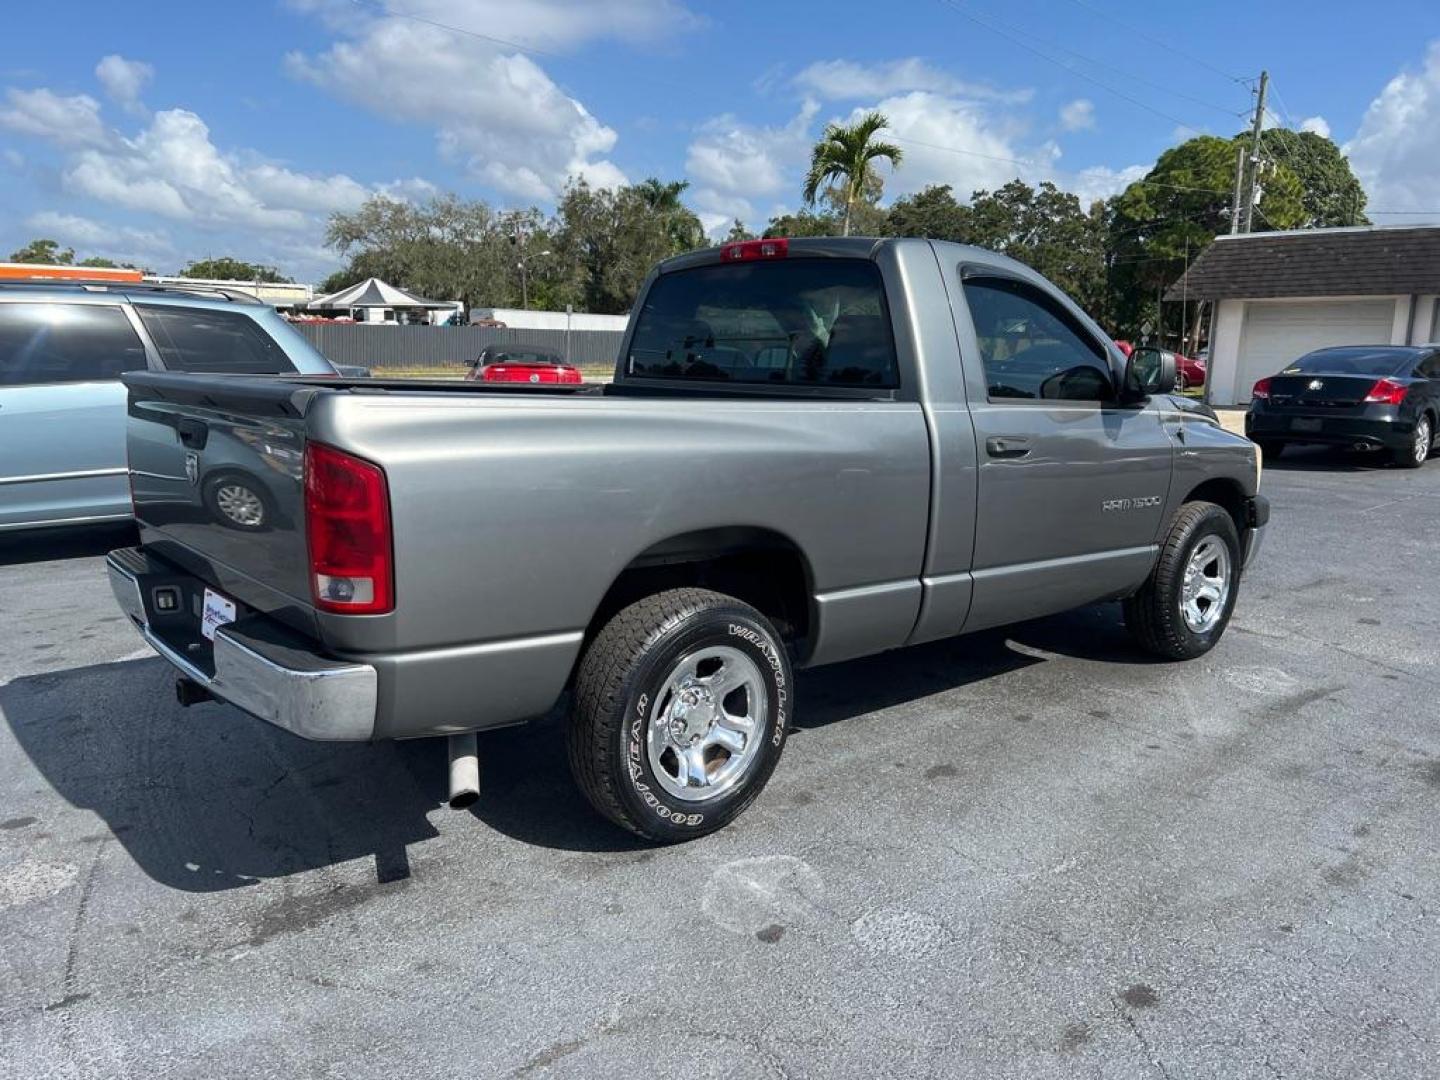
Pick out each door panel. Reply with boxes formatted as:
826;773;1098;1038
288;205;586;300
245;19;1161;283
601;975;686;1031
0;301;147;528
0;382;129;527
947;268;1173;631
964;401;1171;630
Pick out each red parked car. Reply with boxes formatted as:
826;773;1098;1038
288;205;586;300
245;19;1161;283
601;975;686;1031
466;346;583;384
1114;340;1205;388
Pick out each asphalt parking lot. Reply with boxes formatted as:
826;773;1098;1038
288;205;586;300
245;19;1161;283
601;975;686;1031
2;448;1438;1080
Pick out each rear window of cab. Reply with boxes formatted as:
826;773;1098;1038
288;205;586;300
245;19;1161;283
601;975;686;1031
626;258;899;389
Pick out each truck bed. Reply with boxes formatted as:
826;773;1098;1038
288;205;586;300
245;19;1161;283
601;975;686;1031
119;368;933;737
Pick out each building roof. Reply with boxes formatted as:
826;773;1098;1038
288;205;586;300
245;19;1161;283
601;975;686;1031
1165;224;1440;302
307;276;451;310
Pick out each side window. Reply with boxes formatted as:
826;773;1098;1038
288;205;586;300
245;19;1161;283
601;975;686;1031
961;275;1115;403
135;305;294;374
1419;353;1440;379
0;303;146;386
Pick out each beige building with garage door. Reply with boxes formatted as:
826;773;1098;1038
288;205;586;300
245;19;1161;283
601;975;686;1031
1168;225;1440;407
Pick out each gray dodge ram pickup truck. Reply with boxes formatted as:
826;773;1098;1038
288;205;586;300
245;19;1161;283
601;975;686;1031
107;237;1268;841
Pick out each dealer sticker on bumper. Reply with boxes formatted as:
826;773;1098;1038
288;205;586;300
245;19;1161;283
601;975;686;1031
200;588;237;641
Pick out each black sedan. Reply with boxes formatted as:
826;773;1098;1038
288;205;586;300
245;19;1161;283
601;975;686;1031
1245;345;1440;468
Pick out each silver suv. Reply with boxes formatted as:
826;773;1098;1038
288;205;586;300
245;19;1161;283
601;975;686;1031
0;281;335;532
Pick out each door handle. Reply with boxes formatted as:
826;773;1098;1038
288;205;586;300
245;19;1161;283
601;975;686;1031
985;435;1032;459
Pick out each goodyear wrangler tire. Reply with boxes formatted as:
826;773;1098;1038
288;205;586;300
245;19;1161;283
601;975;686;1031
567;588;791;842
1123;501;1241;661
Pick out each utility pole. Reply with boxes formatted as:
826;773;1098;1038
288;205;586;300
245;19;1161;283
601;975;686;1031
1240;70;1269;234
1228;143;1246;235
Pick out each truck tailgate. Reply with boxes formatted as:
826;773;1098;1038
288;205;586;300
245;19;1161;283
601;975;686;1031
124;372;323;632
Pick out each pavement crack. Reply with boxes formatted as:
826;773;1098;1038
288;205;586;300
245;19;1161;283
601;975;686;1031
1110;996;1172;1080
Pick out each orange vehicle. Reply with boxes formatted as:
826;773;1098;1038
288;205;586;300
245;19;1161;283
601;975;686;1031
0;262;143;283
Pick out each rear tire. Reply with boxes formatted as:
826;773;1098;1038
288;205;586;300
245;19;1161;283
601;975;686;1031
567;588;791;843
1394;414;1432;469
1123;501;1241;661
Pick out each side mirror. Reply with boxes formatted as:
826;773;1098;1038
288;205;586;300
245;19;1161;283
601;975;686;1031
1124;346;1177;399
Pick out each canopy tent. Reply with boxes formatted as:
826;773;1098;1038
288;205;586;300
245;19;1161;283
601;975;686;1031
306;277;452;311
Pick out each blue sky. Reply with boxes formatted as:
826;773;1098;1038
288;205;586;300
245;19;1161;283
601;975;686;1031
3;0;1438;283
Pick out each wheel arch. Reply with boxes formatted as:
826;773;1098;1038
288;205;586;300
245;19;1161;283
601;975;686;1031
581;526;816;662
1176;477;1247;540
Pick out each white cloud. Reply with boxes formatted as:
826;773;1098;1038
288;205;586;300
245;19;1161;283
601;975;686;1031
63;109;331;230
684;100;820;227
1066;163;1147;206
795;58;1032;104
24;210;172;256
95;55;153;114
1345;40;1440;221
286;0;697;50
1059;98;1095;132
287;0;694;199
1299;115;1330;138
685;74;1148;231
858;91;1034;199
0;87;109;147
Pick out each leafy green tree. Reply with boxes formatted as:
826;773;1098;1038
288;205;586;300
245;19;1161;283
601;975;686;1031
1255;128;1368;227
886;185;972;241
724;219;755;243
327;194;509;308
77;256;119;268
803;111;903;236
762;208;841;238
180;257;291;283
1107;134;1305;338
635;178;706;252
967;180;1110;314
9;238;74;265
552;179;705;313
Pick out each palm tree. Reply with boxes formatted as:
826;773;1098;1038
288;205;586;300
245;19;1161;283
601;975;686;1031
634;177;704;252
802;112;903;237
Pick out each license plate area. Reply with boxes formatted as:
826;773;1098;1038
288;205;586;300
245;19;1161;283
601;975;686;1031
201;588;238;641
1292;417;1323;432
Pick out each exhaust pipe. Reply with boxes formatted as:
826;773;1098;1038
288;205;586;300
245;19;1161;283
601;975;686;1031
447;732;480;809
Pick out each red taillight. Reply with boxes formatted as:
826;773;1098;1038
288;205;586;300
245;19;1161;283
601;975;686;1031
1252;377;1271;400
1363;378;1408;405
720;237;789;262
304;443;393;615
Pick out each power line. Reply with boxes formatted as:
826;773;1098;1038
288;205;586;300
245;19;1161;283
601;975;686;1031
1063;0;1249;85
931;0;1237;135
345;0;565;59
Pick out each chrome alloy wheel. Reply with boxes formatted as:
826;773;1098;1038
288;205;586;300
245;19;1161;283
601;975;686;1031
215;483;265;527
1180;536;1231;634
1414;416;1432;465
646;645;768;803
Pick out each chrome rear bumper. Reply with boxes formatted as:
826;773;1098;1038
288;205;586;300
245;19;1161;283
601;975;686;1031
107;548;377;741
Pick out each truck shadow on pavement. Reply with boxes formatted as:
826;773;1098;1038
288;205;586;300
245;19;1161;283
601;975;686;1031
2;603;1161;887
0;522;138;567
1;655;446;892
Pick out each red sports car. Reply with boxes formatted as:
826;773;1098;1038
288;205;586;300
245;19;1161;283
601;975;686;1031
466;346;583;385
